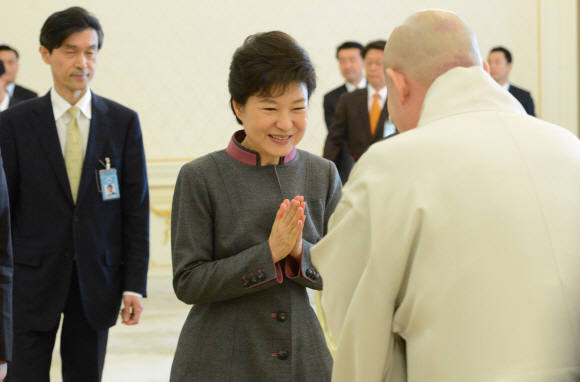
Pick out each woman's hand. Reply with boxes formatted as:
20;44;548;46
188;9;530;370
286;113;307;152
289;197;306;262
269;196;306;263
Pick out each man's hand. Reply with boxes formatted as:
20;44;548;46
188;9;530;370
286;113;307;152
0;360;7;381
121;295;143;325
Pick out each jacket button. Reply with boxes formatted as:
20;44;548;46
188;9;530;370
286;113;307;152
276;312;287;322
250;275;258;284
277;350;289;360
243;278;250;287
73;215;79;222
257;272;266;281
306;268;313;278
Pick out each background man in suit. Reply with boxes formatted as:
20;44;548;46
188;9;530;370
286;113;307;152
0;62;9;112
313;10;580;381
323;41;366;130
0;150;13;381
0;45;38;102
488;46;535;116
0;7;149;381
323;40;389;183
322;42;366;185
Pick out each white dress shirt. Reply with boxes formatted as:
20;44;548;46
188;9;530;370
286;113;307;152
0;94;9;112
367;85;387;111
5;83;15;98
51;87;92;158
345;77;367;93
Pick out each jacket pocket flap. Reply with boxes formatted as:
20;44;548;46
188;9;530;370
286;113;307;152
105;246;123;266
13;246;42;267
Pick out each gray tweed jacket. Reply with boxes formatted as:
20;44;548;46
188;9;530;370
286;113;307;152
170;145;341;382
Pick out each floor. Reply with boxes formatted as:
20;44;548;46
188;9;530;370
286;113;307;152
49;272;190;382
48;271;318;381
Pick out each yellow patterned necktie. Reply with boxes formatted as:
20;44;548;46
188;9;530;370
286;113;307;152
65;106;83;203
369;93;381;136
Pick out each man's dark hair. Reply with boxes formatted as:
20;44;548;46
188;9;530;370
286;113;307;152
0;45;18;59
228;31;316;125
0;61;5;77
362;40;387;59
336;41;364;59
490;46;512;63
40;7;104;53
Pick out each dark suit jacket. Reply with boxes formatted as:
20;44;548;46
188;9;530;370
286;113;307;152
0;152;12;362
8;96;22;108
12;84;37;101
323;88;389;182
0;92;149;332
509;84;535;116
323;84;347;130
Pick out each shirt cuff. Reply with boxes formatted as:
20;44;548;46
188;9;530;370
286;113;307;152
123;291;143;298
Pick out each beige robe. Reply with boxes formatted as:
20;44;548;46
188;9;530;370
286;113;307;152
312;66;580;382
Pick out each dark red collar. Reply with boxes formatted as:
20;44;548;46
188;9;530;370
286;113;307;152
226;130;296;166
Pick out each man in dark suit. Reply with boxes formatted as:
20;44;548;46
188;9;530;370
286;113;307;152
323;42;366;183
488;46;535;116
0;151;13;381
323;42;366;130
0;7;149;382
0;45;38;102
0;62;21;112
323;40;390;183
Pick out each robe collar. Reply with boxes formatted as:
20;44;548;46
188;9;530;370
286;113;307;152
417;66;526;128
226;130;297;166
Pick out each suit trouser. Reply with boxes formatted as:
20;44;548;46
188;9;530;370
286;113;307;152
6;264;109;382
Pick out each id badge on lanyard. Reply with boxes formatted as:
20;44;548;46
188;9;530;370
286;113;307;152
99;158;120;201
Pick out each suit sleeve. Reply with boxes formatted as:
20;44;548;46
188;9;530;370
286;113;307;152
120;112;149;296
323;93;335;131
171;162;286;305
323;93;349;163
311;149;415;382
0;151;12;362
0;113;18;210
524;94;535;117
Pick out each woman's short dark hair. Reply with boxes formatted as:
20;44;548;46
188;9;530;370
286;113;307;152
40;7;104;53
228;31;316;125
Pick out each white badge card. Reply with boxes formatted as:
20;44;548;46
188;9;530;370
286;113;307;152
100;169;120;201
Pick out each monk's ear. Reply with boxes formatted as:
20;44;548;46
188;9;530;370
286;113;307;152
482;61;490;74
386;68;408;105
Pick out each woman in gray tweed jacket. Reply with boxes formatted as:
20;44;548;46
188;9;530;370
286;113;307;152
170;31;341;381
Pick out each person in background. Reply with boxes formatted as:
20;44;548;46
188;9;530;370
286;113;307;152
0;144;13;381
488;46;535;116
313;9;580;381
0;7;149;381
323;41;366;130
322;41;366;184
0;45;38;102
323;40;390;183
0;62;9;112
170;31;340;382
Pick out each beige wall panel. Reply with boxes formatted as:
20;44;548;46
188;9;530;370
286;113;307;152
2;0;545;160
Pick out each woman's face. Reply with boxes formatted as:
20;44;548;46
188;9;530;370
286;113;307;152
234;83;308;166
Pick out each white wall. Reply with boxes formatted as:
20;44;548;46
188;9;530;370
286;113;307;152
1;1;577;269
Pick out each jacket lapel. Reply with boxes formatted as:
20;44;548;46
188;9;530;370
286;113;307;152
356;88;373;141
75;92;108;208
31;93;74;205
374;100;390;142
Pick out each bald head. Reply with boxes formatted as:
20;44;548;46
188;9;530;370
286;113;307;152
384;10;482;87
